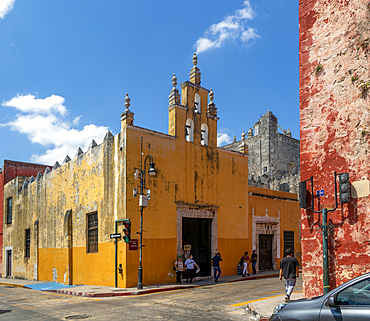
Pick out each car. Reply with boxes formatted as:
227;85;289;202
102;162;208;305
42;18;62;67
269;272;370;321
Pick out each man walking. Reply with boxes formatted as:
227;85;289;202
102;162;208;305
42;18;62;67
279;249;299;302
211;252;222;282
251;250;257;275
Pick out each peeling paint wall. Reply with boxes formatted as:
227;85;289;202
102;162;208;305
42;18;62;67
299;0;370;297
2;140;124;286
1;160;49;277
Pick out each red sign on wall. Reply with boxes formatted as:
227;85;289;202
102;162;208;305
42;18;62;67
129;239;138;251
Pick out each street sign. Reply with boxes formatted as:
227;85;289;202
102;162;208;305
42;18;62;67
129;239;139;251
316;190;325;197
110;233;121;239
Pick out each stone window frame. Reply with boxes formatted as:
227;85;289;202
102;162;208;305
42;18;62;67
25;228;31;258
6;197;12;224
86;212;98;253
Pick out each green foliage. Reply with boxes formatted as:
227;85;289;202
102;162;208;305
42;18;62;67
315;63;323;75
359;82;370;98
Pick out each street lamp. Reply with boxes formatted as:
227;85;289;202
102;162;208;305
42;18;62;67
134;136;156;290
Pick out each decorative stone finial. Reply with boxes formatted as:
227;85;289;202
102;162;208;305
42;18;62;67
124;93;130;110
233;135;236;143
209;89;214;102
121;93;134;128
241;130;246;140
189;53;201;85
238;140;248;155
169;73;181;106
193;53;198;66
172;73;177;88
207;89;218;118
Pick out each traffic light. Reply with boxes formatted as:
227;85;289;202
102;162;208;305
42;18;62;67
338;173;350;204
299;181;307;209
123;220;131;243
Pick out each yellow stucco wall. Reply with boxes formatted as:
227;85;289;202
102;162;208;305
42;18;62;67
248;186;301;269
2;58;301;288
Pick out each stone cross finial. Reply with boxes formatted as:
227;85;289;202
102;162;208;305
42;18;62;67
193;53;198;66
124;93;130;110
172;73;177;88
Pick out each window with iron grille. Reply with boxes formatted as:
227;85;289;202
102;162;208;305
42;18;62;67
87;212;98;253
283;231;294;256
25;228;31;258
6;197;12;224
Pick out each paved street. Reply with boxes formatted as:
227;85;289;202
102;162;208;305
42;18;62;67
0;276;302;320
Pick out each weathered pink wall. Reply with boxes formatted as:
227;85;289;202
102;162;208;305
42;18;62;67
299;0;370;297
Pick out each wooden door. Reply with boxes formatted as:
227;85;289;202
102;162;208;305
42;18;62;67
259;234;273;270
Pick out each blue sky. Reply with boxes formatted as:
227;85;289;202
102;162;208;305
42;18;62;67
0;0;299;166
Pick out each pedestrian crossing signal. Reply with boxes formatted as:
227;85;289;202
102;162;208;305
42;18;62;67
123;220;131;243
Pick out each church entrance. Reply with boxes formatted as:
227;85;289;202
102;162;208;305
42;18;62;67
182;217;212;277
259;234;273;270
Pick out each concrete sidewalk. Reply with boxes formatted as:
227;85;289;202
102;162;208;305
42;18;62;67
0;270;279;298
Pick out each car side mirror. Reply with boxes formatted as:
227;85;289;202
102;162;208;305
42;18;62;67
327;295;336;307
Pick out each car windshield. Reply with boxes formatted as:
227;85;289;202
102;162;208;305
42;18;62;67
336;277;370;306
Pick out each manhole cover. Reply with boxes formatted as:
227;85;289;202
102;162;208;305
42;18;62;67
65;315;92;320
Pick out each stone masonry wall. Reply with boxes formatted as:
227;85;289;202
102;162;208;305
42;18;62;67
300;0;370;297
223;111;300;194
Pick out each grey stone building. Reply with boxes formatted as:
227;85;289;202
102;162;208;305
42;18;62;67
223;111;300;194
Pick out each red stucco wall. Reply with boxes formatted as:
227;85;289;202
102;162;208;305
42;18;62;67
299;0;370;297
0;160;49;276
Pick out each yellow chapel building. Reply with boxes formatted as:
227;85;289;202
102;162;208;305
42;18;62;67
2;55;300;287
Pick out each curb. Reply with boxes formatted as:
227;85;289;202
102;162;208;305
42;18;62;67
1;272;279;298
227;273;279;284
0;282;24;288
47;284;201;297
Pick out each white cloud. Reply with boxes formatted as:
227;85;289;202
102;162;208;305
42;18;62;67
217;130;232;147
0;0;15;21
194;0;260;54
2;94;67;116
1;94;109;164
